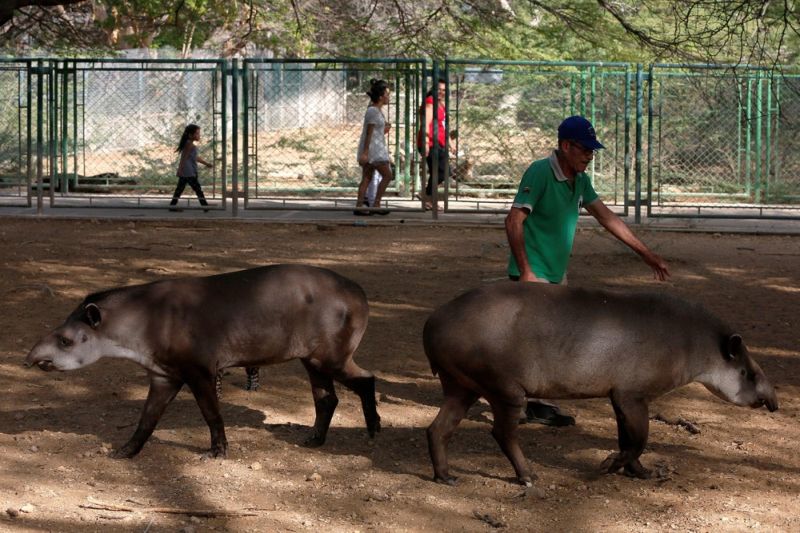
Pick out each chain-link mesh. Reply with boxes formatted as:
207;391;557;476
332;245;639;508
446;61;632;209
768;75;800;204
3;58;799;216
0;60;31;204
243;59;424;205
648;66;800;208
51;60;224;203
649;66;752;206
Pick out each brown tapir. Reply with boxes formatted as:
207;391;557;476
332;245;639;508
25;265;380;459
423;282;778;486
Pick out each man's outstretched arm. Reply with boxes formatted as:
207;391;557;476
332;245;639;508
585;200;671;281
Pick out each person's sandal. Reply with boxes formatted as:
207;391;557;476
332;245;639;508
523;403;575;427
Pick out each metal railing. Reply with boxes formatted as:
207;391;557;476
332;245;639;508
444;59;633;216
0;59;33;207
647;64;800;219
241;58;426;211
2;57;798;219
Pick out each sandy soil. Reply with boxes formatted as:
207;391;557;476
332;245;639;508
0;218;797;532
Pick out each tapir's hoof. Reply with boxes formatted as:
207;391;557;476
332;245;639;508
434;474;458;486
303;434;326;448
206;444;227;459
367;417;381;438
623;461;651;479
600;453;623;474
111;444;140;459
516;472;538;486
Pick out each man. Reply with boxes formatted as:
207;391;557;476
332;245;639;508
505;115;670;426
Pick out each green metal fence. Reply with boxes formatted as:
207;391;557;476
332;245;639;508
0;59;33;206
647;64;800;218
241;58;426;210
44;58;228;209
2;57;799;219
444;59;633;214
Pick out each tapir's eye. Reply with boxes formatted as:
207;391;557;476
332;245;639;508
58;335;73;348
740;369;746;377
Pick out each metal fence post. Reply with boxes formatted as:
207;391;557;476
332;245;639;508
242;59;249;210
26;60;33;207
431;60;439;220
634;63;643;224
645;64;654;218
231;58;239;217
764;73;772;202
755;70;763;204
220;60;227;209
443;60;450;213
35;60;44;214
746;75;753;200
48;59;55;205
623;65;631;217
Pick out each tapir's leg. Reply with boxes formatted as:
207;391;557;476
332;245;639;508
301;359;339;447
245;367;260;391
426;373;479;485
333;359;381;438
603;392;651;479
215;371;223;399
487;395;533;486
184;367;228;458
113;375;183;459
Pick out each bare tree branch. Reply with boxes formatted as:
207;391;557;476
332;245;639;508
0;0;87;27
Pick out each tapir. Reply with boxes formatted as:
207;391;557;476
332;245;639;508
423;282;778;486
25;264;381;458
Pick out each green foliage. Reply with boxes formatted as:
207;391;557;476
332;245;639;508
3;0;800;66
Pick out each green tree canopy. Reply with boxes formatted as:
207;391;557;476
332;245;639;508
1;0;798;66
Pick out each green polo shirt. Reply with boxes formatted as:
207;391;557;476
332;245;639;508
507;152;599;282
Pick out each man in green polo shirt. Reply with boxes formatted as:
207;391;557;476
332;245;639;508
506;115;670;426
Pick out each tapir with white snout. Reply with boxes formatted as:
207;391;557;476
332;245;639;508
25;264;381;459
423;282;778;486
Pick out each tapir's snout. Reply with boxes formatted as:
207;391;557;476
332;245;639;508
758;393;778;412
25;351;56;372
754;373;778;412
25;342;58;372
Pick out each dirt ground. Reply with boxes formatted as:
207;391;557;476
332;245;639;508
0;218;798;533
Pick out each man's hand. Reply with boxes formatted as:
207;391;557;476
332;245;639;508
358;152;369;166
642;251;671;281
519;270;548;283
585;200;671;282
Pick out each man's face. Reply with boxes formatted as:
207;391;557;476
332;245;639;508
561;140;595;175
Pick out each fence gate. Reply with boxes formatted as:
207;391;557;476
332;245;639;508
443;59;634;214
647;64;800;218
241;58;426;211
42;58;228;210
0;59;34;207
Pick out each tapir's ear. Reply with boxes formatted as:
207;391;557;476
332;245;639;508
724;334;743;361
84;303;102;329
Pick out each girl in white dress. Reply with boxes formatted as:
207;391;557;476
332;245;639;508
354;79;393;216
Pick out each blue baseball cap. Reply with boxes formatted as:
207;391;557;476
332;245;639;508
557;116;605;151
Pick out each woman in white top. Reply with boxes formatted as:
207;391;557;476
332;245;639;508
354;79;393;216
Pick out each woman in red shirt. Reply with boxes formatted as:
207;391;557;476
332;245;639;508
418;79;450;211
